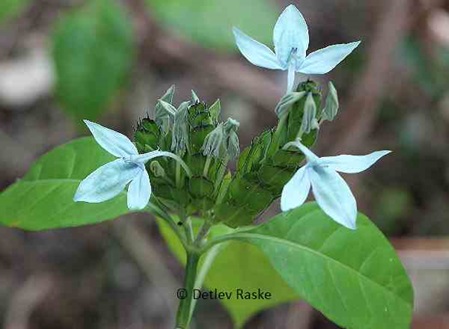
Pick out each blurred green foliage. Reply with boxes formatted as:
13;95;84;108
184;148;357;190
0;0;29;24
374;187;411;234
52;0;134;121
145;0;278;51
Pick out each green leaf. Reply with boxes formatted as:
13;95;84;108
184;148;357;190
157;219;298;328
0;0;29;24
0;137;130;230
52;0;134;120
145;0;278;51
230;203;414;329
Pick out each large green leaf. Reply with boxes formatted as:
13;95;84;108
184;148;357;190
52;0;134;120
157;219;298;328
0;0;30;24
0;137;130;230
229;203;414;329
145;0;278;51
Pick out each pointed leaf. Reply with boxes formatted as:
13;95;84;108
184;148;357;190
230;203;414;329
0;138;131;230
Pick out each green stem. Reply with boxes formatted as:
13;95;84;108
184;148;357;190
176;161;182;189
213;156;229;194
202;156;212;177
266;113;288;157
195;221;211;246
148;202;188;249
175;250;201;329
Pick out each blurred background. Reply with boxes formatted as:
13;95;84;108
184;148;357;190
1;0;449;328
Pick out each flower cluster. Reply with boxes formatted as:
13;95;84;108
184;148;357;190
74;5;389;230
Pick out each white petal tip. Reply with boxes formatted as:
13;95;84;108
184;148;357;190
346;222;357;230
127;203;148;211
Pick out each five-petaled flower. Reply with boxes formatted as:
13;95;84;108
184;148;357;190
74;120;190;210
281;141;390;229
233;4;360;92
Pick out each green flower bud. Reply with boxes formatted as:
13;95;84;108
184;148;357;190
301;92;317;134
191;90;200;104
223;118;241;159
223;117;239;133
155;85;176;134
134;118;161;153
209;99;221;123
202;123;225;158
322;81;339;122
227;130;240;159
171;101;190;154
275;91;306;118
150;160;166;177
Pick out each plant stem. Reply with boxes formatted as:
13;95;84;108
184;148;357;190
266;113;288;157
213;156;229;194
202;156;212;177
148;202;188;249
175;250;200;329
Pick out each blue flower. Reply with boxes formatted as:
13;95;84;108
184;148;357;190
281;142;390;229
74;120;190;210
233;5;360;92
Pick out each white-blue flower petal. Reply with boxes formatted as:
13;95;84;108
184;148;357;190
84;120;138;157
291;141;319;163
233;27;282;70
273;4;309;67
132;151;191;176
281;166;311;211
74;159;141;203
127;168;152;210
309;166;357;229
298;41;360;74
319;150;391;174
287;60;296;92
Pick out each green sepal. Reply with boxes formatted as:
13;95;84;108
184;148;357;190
134;118;161;152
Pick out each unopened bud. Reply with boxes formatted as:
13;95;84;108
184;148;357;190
224;117;240;133
171;101;190;154
275;91;306;118
150;161;166;177
154;85;175;133
191;90;200;104
209;99;221;123
322;81;339;122
202;123;225;158
301;93;317;134
227;130;240;159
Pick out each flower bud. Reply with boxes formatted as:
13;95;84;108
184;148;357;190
171;101;190;154
154;85;175;134
134;118;161;153
322;81;339;122
223;118;240;159
150;160;166;177
191;90;200;104
275;91;306;118
301;92;317;134
227;130;240;159
209;99;221;123
202;123;225;158
223;117;239;133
